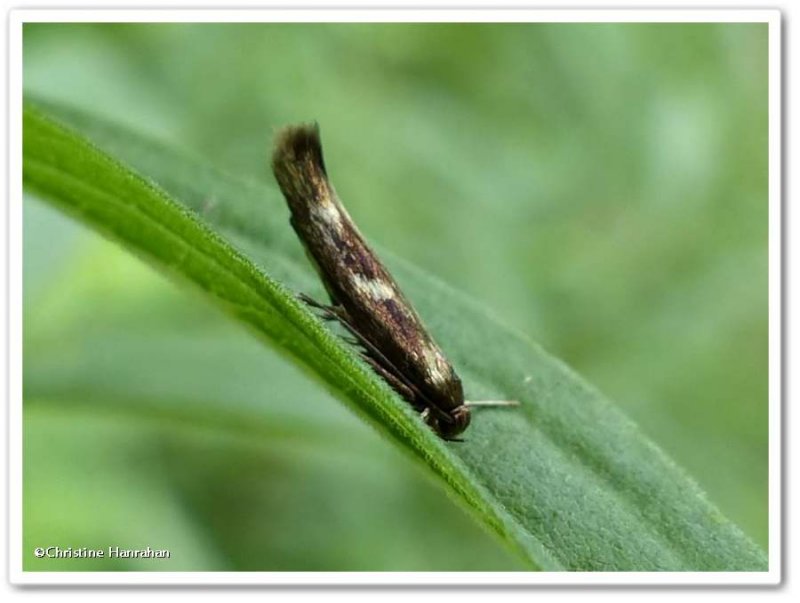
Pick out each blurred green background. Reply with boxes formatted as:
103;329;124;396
22;23;768;570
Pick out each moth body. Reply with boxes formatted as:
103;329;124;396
272;124;500;439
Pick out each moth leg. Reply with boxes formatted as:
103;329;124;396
299;292;434;412
321;306;433;410
297;292;330;311
360;353;418;405
297;293;345;324
299;294;372;351
299;294;363;344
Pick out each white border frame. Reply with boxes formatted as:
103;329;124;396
7;8;782;586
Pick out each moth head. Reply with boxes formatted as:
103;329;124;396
435;405;472;440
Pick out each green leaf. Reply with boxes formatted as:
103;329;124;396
22;98;767;571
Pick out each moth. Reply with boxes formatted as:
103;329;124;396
271;124;516;439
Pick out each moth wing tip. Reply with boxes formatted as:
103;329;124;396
272;121;324;167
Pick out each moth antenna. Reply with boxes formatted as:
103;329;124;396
465;400;520;407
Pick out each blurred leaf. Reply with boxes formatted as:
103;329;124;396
22;99;766;571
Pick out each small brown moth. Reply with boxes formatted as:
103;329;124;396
271;123;516;439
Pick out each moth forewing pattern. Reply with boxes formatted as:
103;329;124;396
271;123;515;439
